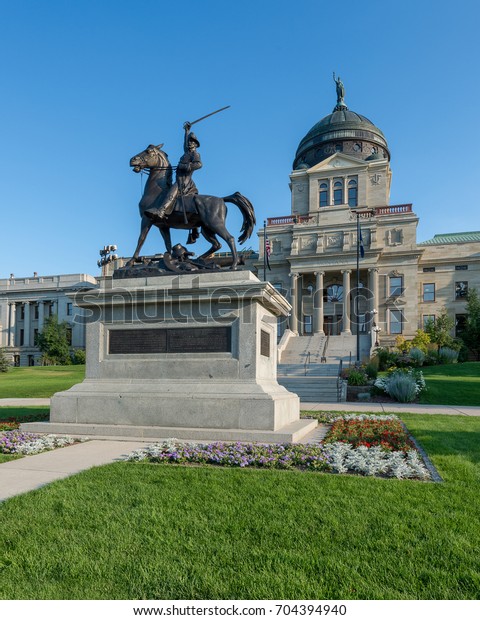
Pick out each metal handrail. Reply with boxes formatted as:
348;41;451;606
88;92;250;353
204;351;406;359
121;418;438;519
322;336;329;361
336;359;344;402
304;351;311;376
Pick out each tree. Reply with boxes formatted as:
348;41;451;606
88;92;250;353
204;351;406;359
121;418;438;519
460;289;480;360
425;308;455;351
36;315;72;365
0;348;10;372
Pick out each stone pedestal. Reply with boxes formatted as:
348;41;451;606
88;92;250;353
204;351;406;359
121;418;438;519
24;271;315;442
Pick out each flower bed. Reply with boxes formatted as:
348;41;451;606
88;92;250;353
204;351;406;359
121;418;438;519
324;414;414;451
0;430;81;456
127;440;330;472
126;416;432;481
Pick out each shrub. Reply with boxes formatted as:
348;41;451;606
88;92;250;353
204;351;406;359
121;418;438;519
374;368;426;403
71;349;86;365
0;348;10;373
347;368;369;386
410;329;431;353
385;373;418;403
364;361;378;380
438;347;459;364
374;348;399;371
395;335;412;354
409;347;425;367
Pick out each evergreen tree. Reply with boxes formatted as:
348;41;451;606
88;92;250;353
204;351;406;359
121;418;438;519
36;315;72;365
461;289;480;360
0;348;10;372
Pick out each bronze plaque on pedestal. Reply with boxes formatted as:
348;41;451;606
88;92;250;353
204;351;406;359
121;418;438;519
109;326;231;355
260;330;270;357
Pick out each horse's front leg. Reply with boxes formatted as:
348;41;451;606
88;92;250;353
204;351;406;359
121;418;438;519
158;225;172;254
125;217;152;267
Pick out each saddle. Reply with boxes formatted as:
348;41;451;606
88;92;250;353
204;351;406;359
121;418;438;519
172;194;198;214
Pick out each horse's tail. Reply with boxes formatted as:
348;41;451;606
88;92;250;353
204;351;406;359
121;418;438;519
223;192;256;244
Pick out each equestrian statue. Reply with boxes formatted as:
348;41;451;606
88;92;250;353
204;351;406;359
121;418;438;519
125;107;255;271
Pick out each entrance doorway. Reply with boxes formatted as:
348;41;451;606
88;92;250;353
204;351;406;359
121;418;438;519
324;315;343;336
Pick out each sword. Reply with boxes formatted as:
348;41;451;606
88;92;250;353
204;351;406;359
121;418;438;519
187;105;231;128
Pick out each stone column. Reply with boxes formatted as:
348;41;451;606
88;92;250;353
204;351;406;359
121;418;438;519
341;270;351;334
38;300;45;332
8;303;16;347
289;273;299;334
23;302;31;347
343;177;347;205
368;268;379;314
314;271;325;334
52;299;58;316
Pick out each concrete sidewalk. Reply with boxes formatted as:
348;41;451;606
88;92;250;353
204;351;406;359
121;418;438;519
0;398;50;407
2;397;479;416
300;402;480;416
0;440;145;502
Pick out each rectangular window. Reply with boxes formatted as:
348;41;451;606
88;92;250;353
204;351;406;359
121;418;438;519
20;304;25;320
303;315;312;334
34;304;39;320
455;265;468;271
319;183;329;207
20;329;24;346
389;310;403;334
34;328;38;343
423;314;435;329
67;303;73;316
66;326;72;346
389;276;403;297
423;283;435;302
333;179;343;205
455;281;468;299
423;267;435;273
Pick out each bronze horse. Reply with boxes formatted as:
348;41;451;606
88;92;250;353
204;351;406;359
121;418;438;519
127;144;255;269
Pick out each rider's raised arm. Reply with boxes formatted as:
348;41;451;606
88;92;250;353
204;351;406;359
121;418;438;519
183;121;191;151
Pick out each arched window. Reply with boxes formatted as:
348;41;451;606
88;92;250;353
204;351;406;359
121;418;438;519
333;180;343;205
324;284;344;302
348;179;358;207
319;182;329;207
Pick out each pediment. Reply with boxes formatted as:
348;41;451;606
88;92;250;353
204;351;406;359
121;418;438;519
307;153;368;173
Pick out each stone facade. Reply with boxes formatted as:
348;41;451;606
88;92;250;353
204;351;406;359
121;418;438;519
253;103;480;351
0;273;98;365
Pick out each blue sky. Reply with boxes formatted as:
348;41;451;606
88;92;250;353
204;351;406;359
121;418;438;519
0;0;479;278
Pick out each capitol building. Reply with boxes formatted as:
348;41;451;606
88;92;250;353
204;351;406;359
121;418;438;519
254;82;480;350
1;82;479;365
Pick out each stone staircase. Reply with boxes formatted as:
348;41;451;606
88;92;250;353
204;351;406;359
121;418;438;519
277;334;350;403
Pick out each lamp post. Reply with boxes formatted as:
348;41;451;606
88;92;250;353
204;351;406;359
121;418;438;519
350;208;375;365
98;245;118;277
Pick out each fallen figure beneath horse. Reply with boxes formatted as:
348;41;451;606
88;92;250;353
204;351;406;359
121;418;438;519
124;144;256;271
113;243;248;279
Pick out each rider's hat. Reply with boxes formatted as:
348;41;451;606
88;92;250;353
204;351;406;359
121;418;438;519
188;132;200;148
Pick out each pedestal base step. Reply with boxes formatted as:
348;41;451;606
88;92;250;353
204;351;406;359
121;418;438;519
21;418;318;444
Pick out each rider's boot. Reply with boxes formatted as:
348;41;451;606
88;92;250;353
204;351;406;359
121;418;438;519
145;206;167;222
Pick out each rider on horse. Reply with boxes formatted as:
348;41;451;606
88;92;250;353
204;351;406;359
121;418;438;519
146;122;202;223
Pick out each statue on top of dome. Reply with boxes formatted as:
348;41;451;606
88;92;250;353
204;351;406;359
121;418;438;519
333;72;347;109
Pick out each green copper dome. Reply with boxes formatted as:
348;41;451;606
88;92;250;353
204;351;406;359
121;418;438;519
293;82;390;169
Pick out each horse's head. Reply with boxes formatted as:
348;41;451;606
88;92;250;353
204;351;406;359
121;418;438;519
130;144;169;173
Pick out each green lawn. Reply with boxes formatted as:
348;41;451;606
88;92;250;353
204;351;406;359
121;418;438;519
0;365;85;398
418;362;480;406
0;413;479;600
0;406;50;423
